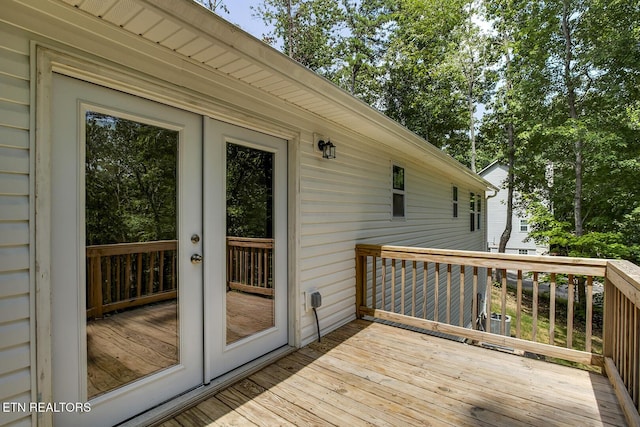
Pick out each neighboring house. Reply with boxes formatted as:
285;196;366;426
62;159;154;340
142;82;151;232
480;161;547;255
0;1;494;425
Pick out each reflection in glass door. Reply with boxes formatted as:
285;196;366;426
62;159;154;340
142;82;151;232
84;112;180;398
226;143;275;344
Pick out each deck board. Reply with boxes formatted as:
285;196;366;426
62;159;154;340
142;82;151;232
165;319;627;427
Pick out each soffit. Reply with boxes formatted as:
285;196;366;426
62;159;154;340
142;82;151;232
54;0;493;190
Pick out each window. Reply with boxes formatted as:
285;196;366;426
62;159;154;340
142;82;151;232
452;186;458;218
392;165;405;218
470;192;475;231
519;249;529;255
520;219;529;232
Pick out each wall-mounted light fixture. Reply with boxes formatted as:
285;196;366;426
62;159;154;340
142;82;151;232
318;139;336;159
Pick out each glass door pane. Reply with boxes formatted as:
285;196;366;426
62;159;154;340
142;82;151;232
225;143;275;344
85;112;179;398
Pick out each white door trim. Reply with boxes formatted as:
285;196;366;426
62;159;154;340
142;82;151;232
35;46;300;426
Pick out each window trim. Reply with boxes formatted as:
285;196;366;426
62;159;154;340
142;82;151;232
392;164;406;219
469;192;475;232
452;185;458;218
520;219;529;232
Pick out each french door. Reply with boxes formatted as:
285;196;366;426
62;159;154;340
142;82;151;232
49;75;287;426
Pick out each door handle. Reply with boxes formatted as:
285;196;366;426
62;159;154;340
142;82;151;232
190;254;203;264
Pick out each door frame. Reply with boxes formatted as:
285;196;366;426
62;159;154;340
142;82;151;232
34;46;302;426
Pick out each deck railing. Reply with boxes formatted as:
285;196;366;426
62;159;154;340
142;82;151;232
355;244;640;425
226;237;274;297
86;240;177;319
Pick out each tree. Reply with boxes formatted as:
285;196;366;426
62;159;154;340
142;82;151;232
382;0;471;160
254;0;343;73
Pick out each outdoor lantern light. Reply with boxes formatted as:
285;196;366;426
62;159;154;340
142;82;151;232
318;139;336;159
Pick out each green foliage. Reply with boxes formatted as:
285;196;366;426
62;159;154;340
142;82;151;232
226;144;274;238
85;113;177;245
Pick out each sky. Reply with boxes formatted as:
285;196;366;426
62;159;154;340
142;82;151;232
218;3;269;40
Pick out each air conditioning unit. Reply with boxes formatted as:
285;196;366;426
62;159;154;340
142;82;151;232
490;313;511;336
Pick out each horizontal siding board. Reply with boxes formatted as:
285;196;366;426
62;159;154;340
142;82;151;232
0;127;29;150
0;370;30;404
0;344;30;376
0;173;28;196
0;196;28;221
0;147;29;174
0;320;30;351
0;102;29;129
0;75;29;105
0;271;29;299
0;49;29;80
0;222;28;246
0;246;29;272
0;391;31;426
0;295;29;324
0;28;29;55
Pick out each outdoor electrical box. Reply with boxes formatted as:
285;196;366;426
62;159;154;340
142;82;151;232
311;291;322;308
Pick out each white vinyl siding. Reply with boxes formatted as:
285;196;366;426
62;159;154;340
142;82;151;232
0;24;32;427
299;137;485;344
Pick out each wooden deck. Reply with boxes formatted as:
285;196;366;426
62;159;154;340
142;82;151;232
161;320;626;427
87;292;274;397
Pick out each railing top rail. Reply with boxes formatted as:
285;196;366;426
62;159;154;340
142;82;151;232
227;236;274;248
86;240;178;257
356;244;608;276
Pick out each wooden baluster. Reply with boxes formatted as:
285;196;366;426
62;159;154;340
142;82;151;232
532;272;539;342
372;257;378;309
355;251;363;318
585;276;593;352
258;248;263;287
634;304;639;408
115;255;121;303
485;267;492;332
250;247;255;287
422;262;428;319
411;261;417;316
105;256;112;304
401;260;406;315
446;264;452;324
148;252;155;295
472;267;478;330
159;250;165;292
516;270;522;339
459;265;465;327
501;269;507;335
137;253;143;297
567;274;574;349
125;254;131;300
390;259;396;313
434;263;440;322
549;273;556;345
381;258;387;311
362;256;368;311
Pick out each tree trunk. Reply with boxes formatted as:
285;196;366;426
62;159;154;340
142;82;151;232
468;80;476;173
562;0;586;313
498;36;514;255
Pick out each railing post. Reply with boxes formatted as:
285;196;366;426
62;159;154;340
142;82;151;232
355;248;364;319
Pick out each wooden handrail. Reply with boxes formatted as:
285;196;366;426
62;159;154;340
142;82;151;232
86;240;177;319
355;244;640;424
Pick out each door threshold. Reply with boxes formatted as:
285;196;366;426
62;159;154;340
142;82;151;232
118;345;296;427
